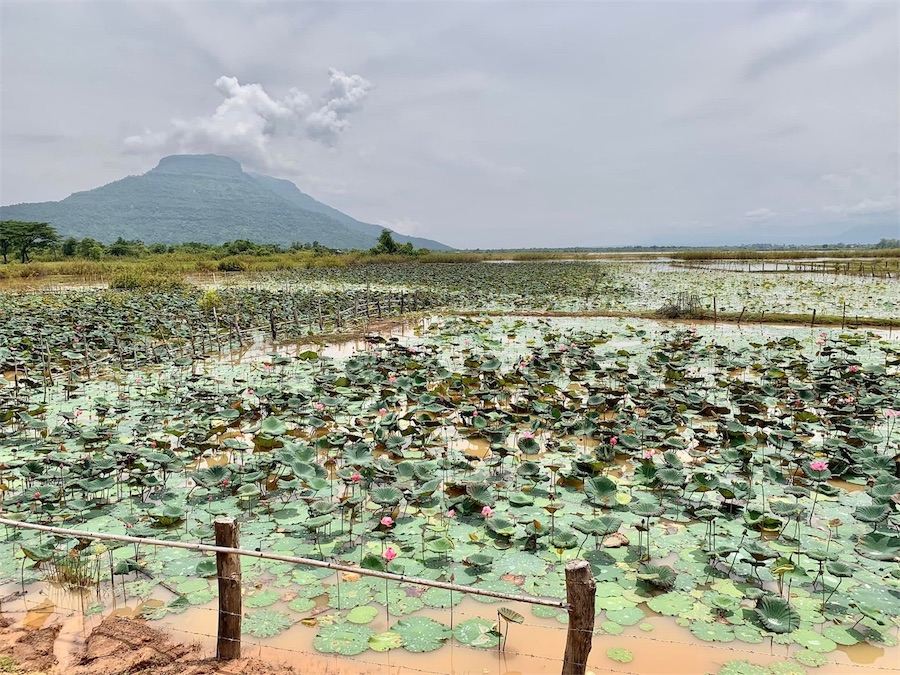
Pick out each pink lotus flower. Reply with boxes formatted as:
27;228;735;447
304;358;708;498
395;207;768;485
33;492;40;500
246;389;255;396
447;509;455;518
472;410;479;417
314;402;325;410
886;409;899;418
642;449;655;460
815;340;824;346
150;440;156;448
382;547;397;562
481;505;494;518
351;472;361;483
262;363;273;371
75;409;83;416
125;522;133;529
810;460;828;472
610;436;618;446
379;408;387;415
519;361;527;368
380;516;393;527
221;479;229;487
558;345;568;352
849;365;859;373
521;431;535;439
388;376;397;383
73;337;80;343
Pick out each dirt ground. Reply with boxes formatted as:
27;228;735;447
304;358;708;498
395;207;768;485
0;615;298;675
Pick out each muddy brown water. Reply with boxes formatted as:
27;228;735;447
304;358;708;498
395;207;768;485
1;581;895;674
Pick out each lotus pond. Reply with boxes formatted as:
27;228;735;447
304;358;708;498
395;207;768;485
1;273;899;674
208;261;900;320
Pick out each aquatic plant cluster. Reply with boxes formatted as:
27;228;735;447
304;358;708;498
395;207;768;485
0;260;898;671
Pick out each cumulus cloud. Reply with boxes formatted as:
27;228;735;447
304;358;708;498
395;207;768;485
305;69;373;145
123;69;371;169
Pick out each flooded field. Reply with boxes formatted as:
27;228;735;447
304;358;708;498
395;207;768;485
1;265;898;675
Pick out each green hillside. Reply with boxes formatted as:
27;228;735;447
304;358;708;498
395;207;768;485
248;172;450;251
0;155;452;250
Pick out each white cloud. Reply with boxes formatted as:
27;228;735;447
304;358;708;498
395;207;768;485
377;217;421;236
823;195;898;216
745;207;777;219
123;69;371;170
305;69;373;145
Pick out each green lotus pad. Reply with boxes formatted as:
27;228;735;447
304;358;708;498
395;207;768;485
347;606;379;624
313;624;374;655
392;617;452;653
243;609;292;638
606;647;633;663
454;618;501;648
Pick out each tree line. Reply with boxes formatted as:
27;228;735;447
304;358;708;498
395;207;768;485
0;222;426;263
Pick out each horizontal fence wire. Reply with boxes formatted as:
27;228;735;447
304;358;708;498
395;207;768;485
0;517;567;609
6;519;895;674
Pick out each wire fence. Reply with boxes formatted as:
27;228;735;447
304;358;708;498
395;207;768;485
2;517;896;675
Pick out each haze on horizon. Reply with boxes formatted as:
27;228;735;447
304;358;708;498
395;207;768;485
1;1;898;249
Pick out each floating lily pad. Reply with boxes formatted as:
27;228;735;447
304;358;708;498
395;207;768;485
392;617;452;653
606;647;633;663
347;606;379;624
794;650;828;668
369;631;403;652
245;589;281;608
313;624;374;655
243;609;292;638
791;629;837;653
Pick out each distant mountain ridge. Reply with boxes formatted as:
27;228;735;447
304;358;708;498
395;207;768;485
0;154;452;251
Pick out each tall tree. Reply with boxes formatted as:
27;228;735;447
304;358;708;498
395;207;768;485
0;221;59;263
371;228;399;255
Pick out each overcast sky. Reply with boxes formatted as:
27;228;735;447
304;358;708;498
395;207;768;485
1;1;897;248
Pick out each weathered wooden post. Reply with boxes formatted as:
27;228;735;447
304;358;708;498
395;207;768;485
215;517;241;660
561;560;595;675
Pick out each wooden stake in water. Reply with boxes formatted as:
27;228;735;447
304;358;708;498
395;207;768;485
562;560;595;675
215;517;241;660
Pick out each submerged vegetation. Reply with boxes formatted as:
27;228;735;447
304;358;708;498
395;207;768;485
0;257;898;672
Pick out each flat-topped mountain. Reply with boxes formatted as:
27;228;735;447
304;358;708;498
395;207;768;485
0;154;452;250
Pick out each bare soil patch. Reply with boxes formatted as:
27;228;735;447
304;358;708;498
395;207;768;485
0;615;299;675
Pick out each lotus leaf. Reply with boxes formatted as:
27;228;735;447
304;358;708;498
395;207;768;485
313;624;374;655
754;596;800;634
454;618;501;648
606;647;633;663
347;606;378;624
243;609;292;638
368;631;403;652
392;616;451;653
245;589;281;608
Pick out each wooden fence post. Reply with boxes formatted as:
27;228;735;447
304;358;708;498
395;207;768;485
215;517;241;660
561;560;595;675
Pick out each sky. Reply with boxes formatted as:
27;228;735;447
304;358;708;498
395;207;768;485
1;1;898;248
